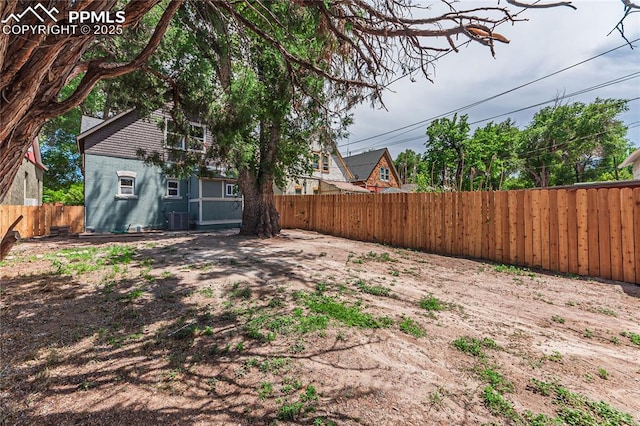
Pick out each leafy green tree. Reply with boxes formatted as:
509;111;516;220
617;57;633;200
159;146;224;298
395;149;425;184
517;98;632;187
467;120;520;190
423;114;470;190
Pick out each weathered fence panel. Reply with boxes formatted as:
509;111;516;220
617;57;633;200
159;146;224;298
0;205;84;239
275;184;640;284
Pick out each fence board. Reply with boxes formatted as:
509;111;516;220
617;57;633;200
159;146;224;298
566;190;579;275
586;189;600;277
597;189;612;279
608;189;624;282
508;191;518;265
620;188;636;284
276;184;640;284
548;190;559;271
557;190;569;273
531;190;541;268
634;188;640;285
576;189;589;276
540;190;550;270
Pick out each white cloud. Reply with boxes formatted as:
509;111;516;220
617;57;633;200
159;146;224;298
341;0;640;159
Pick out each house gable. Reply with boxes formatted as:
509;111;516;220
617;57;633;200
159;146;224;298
79;109;165;160
344;148;401;192
620;147;640;180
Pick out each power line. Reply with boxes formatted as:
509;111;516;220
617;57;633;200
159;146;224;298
347;76;640;154
340;37;640;150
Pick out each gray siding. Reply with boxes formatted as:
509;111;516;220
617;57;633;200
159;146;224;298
84;110;165;159
202;180;223;198
189;176;200;198
83;109;214;161
84;155;188;232
1;159;43;205
201;201;243;222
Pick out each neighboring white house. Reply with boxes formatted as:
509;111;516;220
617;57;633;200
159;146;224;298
620;148;640;180
276;140;369;195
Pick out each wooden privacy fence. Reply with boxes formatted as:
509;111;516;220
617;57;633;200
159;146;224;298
0;204;84;239
275;184;640;285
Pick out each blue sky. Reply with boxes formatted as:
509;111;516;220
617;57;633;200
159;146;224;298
340;0;640;160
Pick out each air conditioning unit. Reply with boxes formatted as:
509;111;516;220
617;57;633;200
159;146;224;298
168;212;189;230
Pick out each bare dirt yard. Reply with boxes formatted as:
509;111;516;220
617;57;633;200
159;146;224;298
1;229;639;425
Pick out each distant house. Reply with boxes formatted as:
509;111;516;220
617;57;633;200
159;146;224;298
620;148;640;180
0;138;47;206
276;140;369;195
77;109;242;233
344;148;402;193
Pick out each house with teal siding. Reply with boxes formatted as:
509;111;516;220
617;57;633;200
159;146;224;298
77;109;242;233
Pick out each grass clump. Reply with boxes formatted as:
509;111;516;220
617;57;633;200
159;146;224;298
453;336;498;357
482;385;519;421
304;294;391;329
419;294;445;311
276;384;319;421
277;401;304;420
475;365;513;393
620;331;640;346
527;379;637;426
354;279;392;297
399;316;425;338
494;264;533;277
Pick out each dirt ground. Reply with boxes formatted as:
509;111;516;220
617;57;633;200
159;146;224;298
1;229;639;425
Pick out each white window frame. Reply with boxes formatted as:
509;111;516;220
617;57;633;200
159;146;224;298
166;178;180;198
380;167;390;182
116;171;137;198
165;118;206;152
225;183;238;197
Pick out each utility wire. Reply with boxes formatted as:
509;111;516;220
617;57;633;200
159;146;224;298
347;76;640;154
340;37;640;150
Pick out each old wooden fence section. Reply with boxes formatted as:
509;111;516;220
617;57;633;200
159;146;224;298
0;205;84;239
275;185;640;284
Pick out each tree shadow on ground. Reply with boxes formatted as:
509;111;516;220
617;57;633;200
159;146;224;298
0;231;390;425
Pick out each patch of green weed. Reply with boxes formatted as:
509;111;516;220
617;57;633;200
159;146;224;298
304;294;390;329
453;336;498;357
399;316;425;338
354;279;392;297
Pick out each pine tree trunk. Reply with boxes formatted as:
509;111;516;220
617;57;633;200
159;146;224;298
236;119;282;237
238;169;280;237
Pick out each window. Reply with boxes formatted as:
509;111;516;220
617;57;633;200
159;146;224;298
311;153;320;171
380;167;390;182
322;154;330;172
165;119;205;152
119;177;134;195
295;186;302;195
116;171;137;198
225;183;238;197
313;187;319;195
167;179;180;197
311;152;330;172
